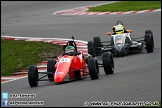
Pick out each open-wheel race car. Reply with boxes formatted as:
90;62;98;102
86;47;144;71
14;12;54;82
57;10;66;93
28;36;114;87
88;21;154;57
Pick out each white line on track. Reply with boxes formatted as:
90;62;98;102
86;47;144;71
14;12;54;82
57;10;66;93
1;76;28;84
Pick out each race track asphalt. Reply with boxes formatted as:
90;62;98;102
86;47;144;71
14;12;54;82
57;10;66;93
1;1;161;107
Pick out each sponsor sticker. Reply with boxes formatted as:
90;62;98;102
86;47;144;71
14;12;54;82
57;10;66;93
59;58;71;63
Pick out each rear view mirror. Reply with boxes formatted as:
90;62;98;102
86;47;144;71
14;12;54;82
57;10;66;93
107;32;112;36
127;30;132;33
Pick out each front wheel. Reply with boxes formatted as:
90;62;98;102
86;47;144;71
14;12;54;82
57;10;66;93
47;59;56;82
102;52;114;75
88;58;99;80
28;65;39;87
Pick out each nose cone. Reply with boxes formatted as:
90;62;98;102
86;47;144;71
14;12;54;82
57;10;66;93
54;77;64;82
54;72;65;83
54;56;73;83
55;77;64;82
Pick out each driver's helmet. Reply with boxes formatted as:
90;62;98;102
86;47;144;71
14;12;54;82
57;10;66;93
65;46;75;56
115;24;124;34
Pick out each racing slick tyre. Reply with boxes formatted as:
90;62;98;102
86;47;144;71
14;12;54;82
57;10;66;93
88;58;99;80
88;41;96;57
145;30;154;49
145;34;153;53
93;36;102;47
28;65;39;87
47;59;56;82
93;36;102;56
102;52;114;75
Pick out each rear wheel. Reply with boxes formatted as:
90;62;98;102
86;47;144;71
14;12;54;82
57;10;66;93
88;58;99;80
93;36;102;56
93;36;102;47
28;65;39;87
88;41;95;57
47;59;56;82
145;30;154;48
145;34;153;53
102;52;114;74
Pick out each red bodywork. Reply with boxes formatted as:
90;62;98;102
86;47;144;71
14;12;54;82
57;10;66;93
53;52;87;83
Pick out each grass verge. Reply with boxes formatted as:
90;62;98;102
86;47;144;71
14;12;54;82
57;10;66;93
88;1;161;12
1;39;63;76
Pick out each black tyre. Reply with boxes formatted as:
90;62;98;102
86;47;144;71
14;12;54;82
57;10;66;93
145;30;154;48
88;41;96;57
145;34;153;53
28;65;39;87
88;58;99;80
93;36;102;47
93;36;102;55
102;52;114;74
47;59;56;82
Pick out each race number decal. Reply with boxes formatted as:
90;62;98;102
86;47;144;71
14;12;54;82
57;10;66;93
59;58;71;63
116;40;122;44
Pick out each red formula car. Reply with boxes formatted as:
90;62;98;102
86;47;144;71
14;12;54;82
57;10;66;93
28;36;114;87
